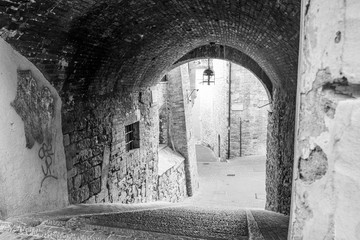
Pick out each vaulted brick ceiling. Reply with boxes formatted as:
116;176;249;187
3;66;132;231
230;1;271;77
1;0;300;97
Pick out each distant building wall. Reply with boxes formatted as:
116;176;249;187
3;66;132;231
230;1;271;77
187;60;268;159
190;60;229;161
230;64;269;157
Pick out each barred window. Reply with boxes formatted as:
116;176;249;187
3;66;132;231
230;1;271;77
125;122;140;151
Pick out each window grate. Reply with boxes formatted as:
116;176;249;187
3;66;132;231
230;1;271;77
125;122;140;152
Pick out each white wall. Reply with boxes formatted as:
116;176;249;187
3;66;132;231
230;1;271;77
189;59;229;161
0;39;68;219
290;0;360;239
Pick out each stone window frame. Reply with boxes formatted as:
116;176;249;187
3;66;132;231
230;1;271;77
125;121;140;151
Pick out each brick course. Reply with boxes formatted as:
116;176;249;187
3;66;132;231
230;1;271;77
1;0;299;96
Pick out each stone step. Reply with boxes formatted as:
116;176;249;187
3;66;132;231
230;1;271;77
0;219;200;240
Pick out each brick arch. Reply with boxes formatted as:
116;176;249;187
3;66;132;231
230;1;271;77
1;0;300;97
170;44;273;98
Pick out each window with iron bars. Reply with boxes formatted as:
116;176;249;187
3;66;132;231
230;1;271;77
125;121;140;151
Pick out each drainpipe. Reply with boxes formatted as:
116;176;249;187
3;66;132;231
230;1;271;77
227;62;232;159
239;117;242;157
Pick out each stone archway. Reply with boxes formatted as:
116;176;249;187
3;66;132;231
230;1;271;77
1;0;300;217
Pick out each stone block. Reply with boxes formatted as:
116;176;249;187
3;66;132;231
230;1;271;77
89;178;101;195
63;134;70;146
80;185;90;202
77;160;92;173
67;178;73;191
69;190;81;204
74;174;82;189
77;138;91;150
86;196;96;204
93;145;103;156
67;168;77;179
94;165;101;179
82;168;96;185
76;149;93;162
65;144;77;169
62;113;75;134
90;154;102;166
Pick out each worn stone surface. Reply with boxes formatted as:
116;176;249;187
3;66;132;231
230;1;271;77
158;161;187;203
266;88;296;215
11;70;56;149
65;206;248;239
63;87;159;205
290;0;360;239
299;146;328;183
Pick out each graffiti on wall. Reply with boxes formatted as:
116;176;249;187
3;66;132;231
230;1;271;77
11;70;57;191
38;142;58;190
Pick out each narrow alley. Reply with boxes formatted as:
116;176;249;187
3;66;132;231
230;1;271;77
0;146;288;240
1;1;360;239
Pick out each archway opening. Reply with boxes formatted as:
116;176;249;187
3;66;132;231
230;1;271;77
159;59;270;209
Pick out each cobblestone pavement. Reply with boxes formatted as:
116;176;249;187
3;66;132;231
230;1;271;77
0;231;47;240
0;148;289;239
74;205;248;239
6;201;174;225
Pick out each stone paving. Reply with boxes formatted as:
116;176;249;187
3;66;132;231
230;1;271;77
195;144;219;162
0;146;289;239
70;205;248;239
187;148;266;209
0;231;47;240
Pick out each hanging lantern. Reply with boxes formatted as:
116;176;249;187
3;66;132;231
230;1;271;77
202;58;215;85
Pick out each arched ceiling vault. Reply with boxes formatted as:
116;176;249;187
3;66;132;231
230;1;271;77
1;0;300;96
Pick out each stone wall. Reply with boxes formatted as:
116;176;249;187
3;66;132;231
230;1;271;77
156;82;170;146
265;88;296;215
157;161;187;202
230;64;269;157
0;39;68;219
167;65;199;196
290;0;360;239
63;87;159;204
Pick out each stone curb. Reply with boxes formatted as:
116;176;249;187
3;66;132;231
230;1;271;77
246;209;265;240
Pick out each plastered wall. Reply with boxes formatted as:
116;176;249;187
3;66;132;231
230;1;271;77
290;0;360;239
0;39;68;219
189;60;229;161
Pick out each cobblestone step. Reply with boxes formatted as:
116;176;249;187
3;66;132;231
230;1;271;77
0;219;200;240
0;207;288;240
